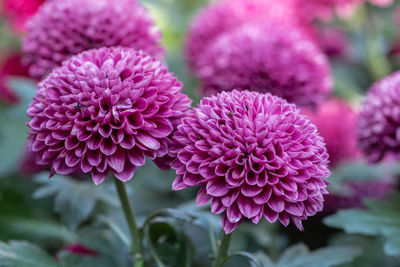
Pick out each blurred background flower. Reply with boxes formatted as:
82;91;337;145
1;0;44;32
22;0;164;79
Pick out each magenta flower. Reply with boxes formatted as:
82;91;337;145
1;0;44;32
317;27;349;58
185;0;310;73
23;0;164;79
324;178;396;214
304;98;359;167
295;0;362;21
26;47;191;185
195;23;332;108
19;146;88;179
63;243;98;257
295;0;393;21
356;71;400;163
0;53;31;105
169;90;330;234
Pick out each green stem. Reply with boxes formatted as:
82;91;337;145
114;178;145;267
213;232;232;267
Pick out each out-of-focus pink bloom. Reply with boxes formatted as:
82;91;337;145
324;178;396;213
293;0;361;21
369;0;393;7
185;0;312;72
19;146;88;179
356;71;400;163
27;47;191;185
389;7;400;56
63;243;98;257
0;53;31;104
304;98;359;167
1;0;44;32
317;27;349;58
195;23;332;108
19;146;49;175
295;0;392;21
169;90;330;234
0;54;30;77
23;0;164;79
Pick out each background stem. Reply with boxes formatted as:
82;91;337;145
213;232;231;267
114;178;145;267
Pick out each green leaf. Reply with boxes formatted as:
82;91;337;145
329;234;400;267
143;208;196;228
274;244;361;267
0;216;76;243
144;221;192;267
57;227;128;267
33;174;118;230
0;240;58;267
225;251;264;267
324;197;400;257
0;79;37;175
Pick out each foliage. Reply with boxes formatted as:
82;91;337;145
254;243;361;267
324;195;400;257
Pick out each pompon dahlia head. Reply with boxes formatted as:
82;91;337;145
1;0;44;32
0;53;30;105
23;0;164;79
196;23;332;108
185;0;310;72
356;71;400;164
323;178;396;214
304;98;359;167
169;90;330;234
26;47;191;185
295;0;393;21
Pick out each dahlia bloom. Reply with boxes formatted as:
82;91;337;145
63;243;98;257
19;146;49;175
295;0;393;21
295;0;363;21
170;90;330;234
356;71;400;163
323;178;396;214
304;98;359;167
317;27;349;58
0;53;30;104
26;47;191;185
1;0;44;32
23;0;164;79
195;23;332;108
369;0;393;6
185;0;310;72
19;146;88;179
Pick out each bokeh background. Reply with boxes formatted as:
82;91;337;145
1;0;400;266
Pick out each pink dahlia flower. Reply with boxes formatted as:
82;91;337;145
0;53;31;104
1;0;44;32
295;0;362;21
19;146;88;179
317;27;349;58
170;90;330;234
304;98;359;167
196;23;332;108
356;71;400;163
295;0;393;21
63;243;98;257
185;0;310;72
26;47;191;185
23;0;164;79
369;0;393;6
324;178;396;214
